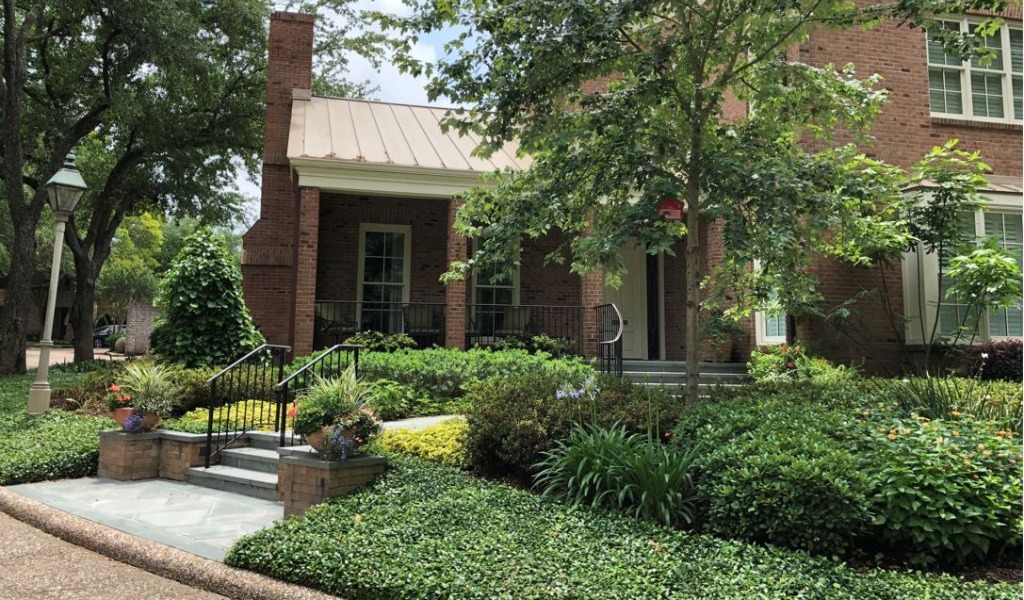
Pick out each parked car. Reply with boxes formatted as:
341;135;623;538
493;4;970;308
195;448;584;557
93;324;125;349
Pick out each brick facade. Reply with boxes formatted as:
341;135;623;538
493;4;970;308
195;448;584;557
277;453;386;517
125;302;160;355
445;198;468;349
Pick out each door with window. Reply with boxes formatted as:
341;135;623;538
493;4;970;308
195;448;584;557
603;243;648;359
357;225;411;334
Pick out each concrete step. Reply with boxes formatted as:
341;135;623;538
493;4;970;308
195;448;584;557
220;447;279;474
187;465;278;502
244;430;297;450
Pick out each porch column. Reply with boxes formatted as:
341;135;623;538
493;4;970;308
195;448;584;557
292;186;320;356
580;269;604;357
445;198;467;350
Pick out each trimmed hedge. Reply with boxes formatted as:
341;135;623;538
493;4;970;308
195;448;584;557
226;455;1021;599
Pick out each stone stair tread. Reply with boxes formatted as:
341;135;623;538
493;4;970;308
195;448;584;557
188;465;278;488
220;447;280;461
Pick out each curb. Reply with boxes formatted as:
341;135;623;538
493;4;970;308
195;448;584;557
0;488;339;600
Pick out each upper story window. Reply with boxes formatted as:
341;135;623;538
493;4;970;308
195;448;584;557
927;20;1023;123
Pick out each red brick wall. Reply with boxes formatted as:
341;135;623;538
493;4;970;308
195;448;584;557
794;9;1022;372
519;231;581;306
316;194;450;303
446;198;468;349
241;12;314;350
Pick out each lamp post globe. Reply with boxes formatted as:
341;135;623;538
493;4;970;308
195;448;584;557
27;154;88;415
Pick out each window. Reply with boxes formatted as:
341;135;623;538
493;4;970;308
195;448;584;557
927;21;1023;123
471;240;520;336
356;224;411;334
752;263;788;345
939;211;1023;337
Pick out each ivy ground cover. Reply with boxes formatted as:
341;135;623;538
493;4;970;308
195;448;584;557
226;455;1022;600
0;373;109;485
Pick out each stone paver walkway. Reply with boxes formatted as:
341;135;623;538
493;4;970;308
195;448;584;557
0;512;226;599
8;478;282;561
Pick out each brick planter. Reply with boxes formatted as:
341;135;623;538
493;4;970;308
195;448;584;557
160;431;215;481
97;431;162;480
278;448;386;517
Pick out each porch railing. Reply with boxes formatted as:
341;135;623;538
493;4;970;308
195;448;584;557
596;303;624;376
274;344;362;447
204;344;290;468
467;304;583;355
314;301;446;349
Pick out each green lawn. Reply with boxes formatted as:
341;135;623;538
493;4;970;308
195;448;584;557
227;454;1022;600
0;373;110;485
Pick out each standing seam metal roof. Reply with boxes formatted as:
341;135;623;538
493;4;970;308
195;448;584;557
287;96;531;172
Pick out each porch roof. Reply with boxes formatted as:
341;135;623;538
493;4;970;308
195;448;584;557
287;93;531;197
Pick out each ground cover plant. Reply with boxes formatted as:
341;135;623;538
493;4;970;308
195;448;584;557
226;454;1021;600
372;417;468;468
0;373;109;485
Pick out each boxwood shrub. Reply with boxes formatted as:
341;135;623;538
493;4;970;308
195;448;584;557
225;455;1021;600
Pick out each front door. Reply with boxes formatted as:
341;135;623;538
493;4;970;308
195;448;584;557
604;243;648;359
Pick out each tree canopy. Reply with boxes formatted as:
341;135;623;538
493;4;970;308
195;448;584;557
384;0;1010;402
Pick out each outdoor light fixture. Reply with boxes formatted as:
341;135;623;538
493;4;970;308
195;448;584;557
27;154;88;415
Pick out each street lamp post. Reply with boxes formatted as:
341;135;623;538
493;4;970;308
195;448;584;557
27;154;88;415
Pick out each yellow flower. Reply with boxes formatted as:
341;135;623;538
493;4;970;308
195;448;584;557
952;431;960;437
936;438;944;445
902;428;910;436
982;450;992;457
950;410;961;417
963;459;971;466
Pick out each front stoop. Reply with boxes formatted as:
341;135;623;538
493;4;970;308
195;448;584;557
277;448;387;517
186;465;280;502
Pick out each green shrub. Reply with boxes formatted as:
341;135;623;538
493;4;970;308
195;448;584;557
877;376;1023;434
117;361;181;417
0;411;109;485
673;396;871;556
464;372;679;477
747;343;858;385
169;366;219;416
373;417;469;468
50;359;114;374
491;333;575;358
366;380;417;421
151;231;264;367
534;423;699;526
342;331;417;352
225;455;1021;600
292;366;374;436
860;413;1022;567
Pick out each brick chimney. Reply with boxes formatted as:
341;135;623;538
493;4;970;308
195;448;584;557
242;12;315;350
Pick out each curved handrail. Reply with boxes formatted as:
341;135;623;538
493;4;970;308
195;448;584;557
595;303;624;345
207;343;291;384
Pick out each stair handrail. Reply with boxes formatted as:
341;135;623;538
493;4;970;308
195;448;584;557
274;343;363;447
205;343;290;468
595;303;624;377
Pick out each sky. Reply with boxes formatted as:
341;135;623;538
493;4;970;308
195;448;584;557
236;1;457;222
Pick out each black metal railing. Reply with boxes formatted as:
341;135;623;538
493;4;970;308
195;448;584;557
314;301;446;349
466;304;584;355
204;344;290;468
273;344;362;447
596;303;624;376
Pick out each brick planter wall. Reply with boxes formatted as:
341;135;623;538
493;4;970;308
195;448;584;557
97;431;162;480
160;432;215;481
278;449;386;517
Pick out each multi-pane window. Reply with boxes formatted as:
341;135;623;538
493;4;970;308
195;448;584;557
359;226;409;334
939;211;1023;338
472;241;519;336
927;21;1023;123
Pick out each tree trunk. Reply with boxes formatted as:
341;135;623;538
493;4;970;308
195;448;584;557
69;251;99;362
0;211;35;373
684;148;702;406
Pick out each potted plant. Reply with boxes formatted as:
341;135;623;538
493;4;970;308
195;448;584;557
699;311;745;363
292;365;381;458
105;384;135;428
114;362;180;432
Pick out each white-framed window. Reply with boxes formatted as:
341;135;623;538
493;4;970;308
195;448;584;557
356;224;412;334
927;20;1023;123
752;261;788;345
903;196;1023;344
470;240;520;337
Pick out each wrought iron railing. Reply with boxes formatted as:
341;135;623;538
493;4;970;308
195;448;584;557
204;344;289;468
466;304;584;355
273;344;362;447
314;301;446;349
596;303;624;376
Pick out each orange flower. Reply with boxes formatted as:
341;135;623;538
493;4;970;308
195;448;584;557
287;405;298;419
887;433;896;441
108;385;121;392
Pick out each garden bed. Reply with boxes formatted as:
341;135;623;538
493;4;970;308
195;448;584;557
226;455;1022;600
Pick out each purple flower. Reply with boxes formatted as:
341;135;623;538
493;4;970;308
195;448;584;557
123;413;144;434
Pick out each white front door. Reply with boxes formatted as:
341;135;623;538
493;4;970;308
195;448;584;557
604;243;648;360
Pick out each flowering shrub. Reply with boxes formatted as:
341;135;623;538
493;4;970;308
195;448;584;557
103;384;133;412
860;413;1023;567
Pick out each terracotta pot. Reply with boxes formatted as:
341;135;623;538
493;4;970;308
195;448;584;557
110;407;134;427
305;428;326;452
109;408;161;433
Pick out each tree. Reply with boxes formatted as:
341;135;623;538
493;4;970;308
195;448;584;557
1;0;387;372
95;213;163;326
385;0;1009;403
151;232;264;368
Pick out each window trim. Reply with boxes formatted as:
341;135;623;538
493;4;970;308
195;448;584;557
752;260;788;346
902;194;1022;344
926;19;1023;125
356;223;413;307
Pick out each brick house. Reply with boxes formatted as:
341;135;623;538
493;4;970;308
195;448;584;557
242;11;1022;369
